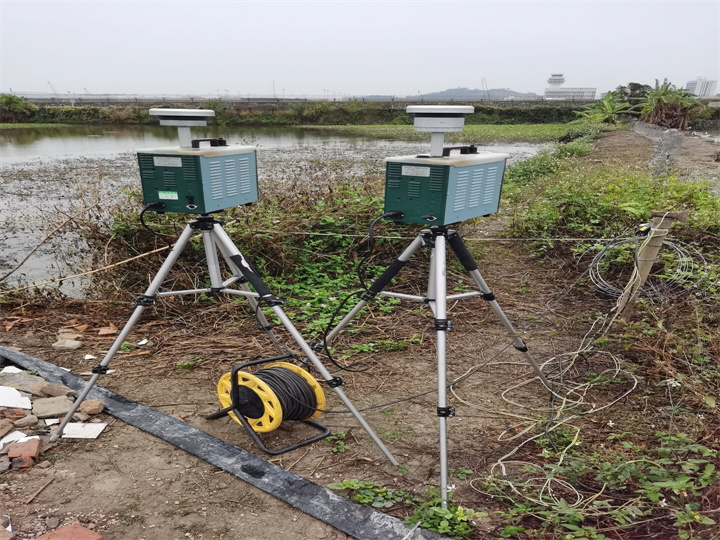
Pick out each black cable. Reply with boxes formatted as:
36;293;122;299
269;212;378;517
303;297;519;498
356;211;403;292
139;202;174;252
252;366;317;421
321;290;371;373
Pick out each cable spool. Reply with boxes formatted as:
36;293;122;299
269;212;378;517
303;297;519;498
217;362;325;433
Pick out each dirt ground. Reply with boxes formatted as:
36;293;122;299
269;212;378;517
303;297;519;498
0;128;708;540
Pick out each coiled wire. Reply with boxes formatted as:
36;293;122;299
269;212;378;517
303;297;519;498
253;366;317;421
588;237;707;300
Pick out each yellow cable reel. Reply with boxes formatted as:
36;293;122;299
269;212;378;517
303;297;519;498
216;362;326;433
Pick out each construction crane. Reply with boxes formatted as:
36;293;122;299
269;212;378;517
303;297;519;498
47;81;61;100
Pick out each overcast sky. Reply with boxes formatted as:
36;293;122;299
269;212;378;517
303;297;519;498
1;0;718;97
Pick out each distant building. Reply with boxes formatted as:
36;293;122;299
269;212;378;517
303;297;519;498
544;73;596;100
685;77;717;98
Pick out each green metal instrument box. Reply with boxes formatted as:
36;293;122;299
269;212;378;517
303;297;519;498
383;152;509;226
136;145;258;214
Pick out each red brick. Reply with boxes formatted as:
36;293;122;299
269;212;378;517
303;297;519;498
6;438;42;459
36;524;103;540
2;408;25;420
10;456;34;468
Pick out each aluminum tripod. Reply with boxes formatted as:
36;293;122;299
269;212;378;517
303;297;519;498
324;226;551;505
49;215;398;466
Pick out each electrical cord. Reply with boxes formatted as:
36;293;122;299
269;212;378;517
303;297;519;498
139;202;174;253
356;211;404;292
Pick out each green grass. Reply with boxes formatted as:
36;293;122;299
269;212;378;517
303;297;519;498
301;124;570;143
0;123;70;129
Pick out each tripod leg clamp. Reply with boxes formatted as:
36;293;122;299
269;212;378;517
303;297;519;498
514;343;529;353
135;295;157;306
437;406;455;418
434;319;453;331
327;377;345;388
480;292;496;301
91;365;110;374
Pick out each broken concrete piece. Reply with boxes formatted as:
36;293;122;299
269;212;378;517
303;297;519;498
0;366;22;374
39;383;76;397
44;419;60;426
32;396;75;419
78;400;104;415
37;460;52;469
0;457;9;472
97;327;117;336
51;340;82;351
36;523;103;540
61;422;106;439
0;420;13;439
72;412;89;422
7;438;42;459
12;414;38;428
0;387;31;409
0;372;73;397
0;431;27;448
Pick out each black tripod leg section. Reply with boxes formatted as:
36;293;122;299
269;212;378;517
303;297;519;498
447;230;479;272
365;258;409;298
205;406;235;420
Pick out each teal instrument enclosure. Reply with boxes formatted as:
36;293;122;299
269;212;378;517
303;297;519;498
383;152;509;226
136;145;258;214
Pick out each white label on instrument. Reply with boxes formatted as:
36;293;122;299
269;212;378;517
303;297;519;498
158;191;179;200
153;156;182;167
402;166;431;177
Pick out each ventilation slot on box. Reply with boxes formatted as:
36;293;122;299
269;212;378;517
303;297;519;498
181;157;198;182
224;159;238;197
407;181;421;199
209;162;223;200
454;171;469;211
429;168;444;192
237;158;251;194
468;168;485;208
138;155;155;180
162;170;177;189
483;167;498;205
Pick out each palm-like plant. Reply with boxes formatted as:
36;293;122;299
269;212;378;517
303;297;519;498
575;91;629;124
640;82;698;130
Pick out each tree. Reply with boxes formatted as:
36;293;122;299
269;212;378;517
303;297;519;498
0;94;38;123
574;91;629;124
639;82;697;130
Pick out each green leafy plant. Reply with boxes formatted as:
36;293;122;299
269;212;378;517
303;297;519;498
574;91;629;125
325;432;350;453
406;489;487;539
176;356;203;371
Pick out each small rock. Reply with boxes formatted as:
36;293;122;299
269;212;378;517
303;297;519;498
33;396;75;419
0;456;9;472
37;460;53;469
89;417;104;424
72;412;90;422
57;333;82;341
52;340;82;351
78;400;104;416
0;419;13;438
40;384;76;397
12;414;38;428
46;516;60;528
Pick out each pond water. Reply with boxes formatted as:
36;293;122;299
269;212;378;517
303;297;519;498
0;125;546;297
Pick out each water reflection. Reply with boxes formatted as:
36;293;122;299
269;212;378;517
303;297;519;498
0;125;377;163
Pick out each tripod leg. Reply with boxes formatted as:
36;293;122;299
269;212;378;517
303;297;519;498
49;225;196;441
433;235;450;508
325;235;425;346
209;225;399;466
447;232;552;389
214;236;286;354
